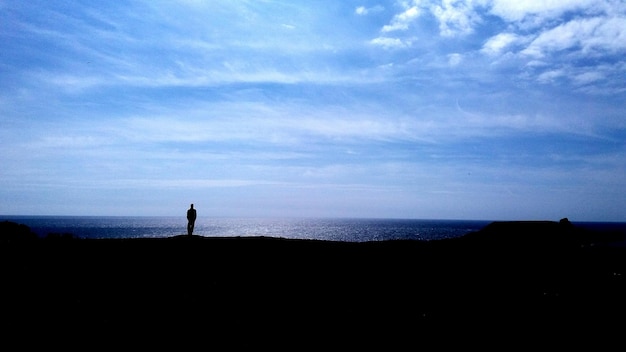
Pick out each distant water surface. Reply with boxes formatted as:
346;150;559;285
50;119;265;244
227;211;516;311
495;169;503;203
5;216;625;243
3;216;496;242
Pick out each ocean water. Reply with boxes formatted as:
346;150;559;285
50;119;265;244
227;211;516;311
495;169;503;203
4;216;626;243
3;216;494;242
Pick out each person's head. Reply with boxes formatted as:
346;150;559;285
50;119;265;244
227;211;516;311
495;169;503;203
190;203;194;209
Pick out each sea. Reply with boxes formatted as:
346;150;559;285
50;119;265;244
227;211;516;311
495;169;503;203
3;215;626;243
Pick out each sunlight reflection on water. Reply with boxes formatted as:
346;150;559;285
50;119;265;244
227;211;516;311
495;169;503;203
6;216;493;242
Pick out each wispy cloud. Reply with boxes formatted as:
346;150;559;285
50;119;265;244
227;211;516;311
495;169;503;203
355;5;384;16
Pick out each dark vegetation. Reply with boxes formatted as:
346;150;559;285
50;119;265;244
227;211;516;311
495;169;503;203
1;219;625;347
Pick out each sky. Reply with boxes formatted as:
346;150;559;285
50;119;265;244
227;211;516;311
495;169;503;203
1;0;625;221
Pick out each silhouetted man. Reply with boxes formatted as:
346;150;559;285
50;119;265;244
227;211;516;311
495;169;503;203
187;203;197;236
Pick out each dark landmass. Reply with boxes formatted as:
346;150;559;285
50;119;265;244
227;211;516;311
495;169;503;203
2;219;625;347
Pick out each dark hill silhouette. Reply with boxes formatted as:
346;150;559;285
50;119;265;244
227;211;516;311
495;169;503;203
1;219;625;347
0;220;39;242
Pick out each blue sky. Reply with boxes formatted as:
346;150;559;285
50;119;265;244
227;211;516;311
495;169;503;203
1;0;625;221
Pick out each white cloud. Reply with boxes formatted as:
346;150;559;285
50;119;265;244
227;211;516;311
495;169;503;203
536;69;565;83
382;6;420;32
489;0;601;25
370;36;410;49
430;0;482;36
355;5;384;15
580;16;626;53
573;71;605;85
522;16;626;58
526;62;624;93
481;32;522;55
448;53;463;66
377;0;626;41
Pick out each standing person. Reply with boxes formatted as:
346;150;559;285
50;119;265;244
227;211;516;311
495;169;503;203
187;203;197;236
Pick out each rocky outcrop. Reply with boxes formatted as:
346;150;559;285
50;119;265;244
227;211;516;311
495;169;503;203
458;217;625;248
0;220;38;243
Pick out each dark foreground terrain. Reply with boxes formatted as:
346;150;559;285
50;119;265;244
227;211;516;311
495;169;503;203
1;219;625;348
